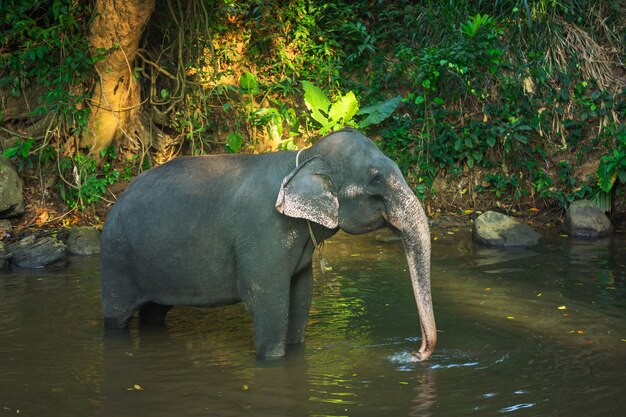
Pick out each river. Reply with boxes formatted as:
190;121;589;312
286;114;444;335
1;226;624;416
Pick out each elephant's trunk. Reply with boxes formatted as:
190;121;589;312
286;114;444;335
385;176;436;361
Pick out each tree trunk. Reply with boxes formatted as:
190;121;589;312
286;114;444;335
82;0;155;156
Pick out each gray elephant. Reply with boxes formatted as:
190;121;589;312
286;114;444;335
100;128;436;360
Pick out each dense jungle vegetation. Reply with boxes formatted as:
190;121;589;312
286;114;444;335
1;0;624;226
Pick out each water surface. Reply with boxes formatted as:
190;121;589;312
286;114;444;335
1;227;625;416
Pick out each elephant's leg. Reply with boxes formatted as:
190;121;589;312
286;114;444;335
239;271;291;359
102;293;142;329
287;265;313;344
139;302;172;323
101;266;143;328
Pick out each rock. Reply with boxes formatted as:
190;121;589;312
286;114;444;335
563;200;613;239
66;226;101;255
5;235;68;268
472;211;541;247
0;156;25;218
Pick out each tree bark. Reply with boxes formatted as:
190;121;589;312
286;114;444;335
83;0;155;155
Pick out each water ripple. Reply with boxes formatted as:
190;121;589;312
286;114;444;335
500;403;536;413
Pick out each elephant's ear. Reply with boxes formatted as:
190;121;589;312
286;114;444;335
275;157;339;229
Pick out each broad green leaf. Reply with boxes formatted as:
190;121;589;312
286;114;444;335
301;81;331;114
357;96;402;128
226;132;243;153
239;72;259;94
3;147;19;158
596;162;616;193
310;108;329;126
328;91;359;124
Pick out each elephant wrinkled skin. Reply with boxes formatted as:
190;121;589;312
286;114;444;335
100;128;436;360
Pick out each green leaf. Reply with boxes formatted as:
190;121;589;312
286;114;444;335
226;132;243;153
328;91;359;124
302;81;331;126
597;162;616;193
3;147;19;158
239;72;259;94
301;81;331;113
357;96;402;128
618;168;626;184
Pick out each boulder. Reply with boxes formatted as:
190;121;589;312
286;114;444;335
5;235;68;268
563;200;613;239
0;156;25;218
473;211;541;247
66;226;101;255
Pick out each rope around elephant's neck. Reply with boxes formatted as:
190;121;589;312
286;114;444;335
295;149;332;273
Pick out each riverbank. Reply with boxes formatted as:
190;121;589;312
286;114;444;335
4;168;626;239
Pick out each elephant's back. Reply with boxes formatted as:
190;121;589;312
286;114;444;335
103;154;254;245
100;152;290;287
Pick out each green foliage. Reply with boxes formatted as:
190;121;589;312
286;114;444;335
225;133;244;153
302;81;400;134
460;13;495;38
3;0;625;214
221;72;301;152
0;0;101;133
3;138;57;173
597;127;626;193
57;147;136;209
3;139;35;172
372;2;625;210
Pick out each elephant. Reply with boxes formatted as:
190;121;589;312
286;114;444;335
100;128;436;360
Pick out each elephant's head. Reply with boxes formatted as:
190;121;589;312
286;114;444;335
275;128;436;361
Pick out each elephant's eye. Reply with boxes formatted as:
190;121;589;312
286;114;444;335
366;173;384;197
370;173;382;186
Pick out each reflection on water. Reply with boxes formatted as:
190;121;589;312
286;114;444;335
0;228;625;416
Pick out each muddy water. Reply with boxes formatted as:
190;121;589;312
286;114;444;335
1;227;625;417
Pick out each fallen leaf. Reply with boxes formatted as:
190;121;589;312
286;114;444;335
243;384;249;390
576;330;584;335
558;306;567;310
536;293;542;297
35;210;49;226
507;316;515;320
